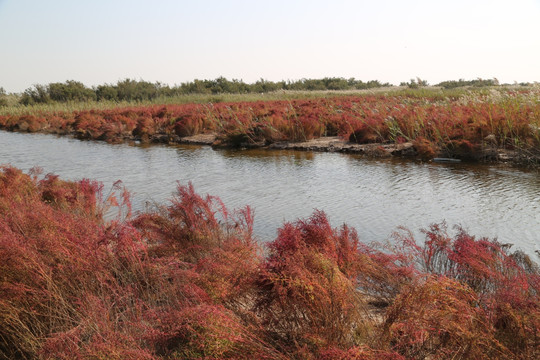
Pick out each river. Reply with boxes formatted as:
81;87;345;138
1;130;539;256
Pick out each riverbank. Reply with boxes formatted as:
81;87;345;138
125;131;538;166
1;88;539;166
183;133;534;165
8;124;534;165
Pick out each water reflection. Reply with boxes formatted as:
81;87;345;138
221;147;316;163
1;130;538;256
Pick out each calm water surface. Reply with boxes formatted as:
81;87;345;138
1;130;539;256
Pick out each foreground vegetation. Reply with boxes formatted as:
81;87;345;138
1;166;538;359
1;85;540;164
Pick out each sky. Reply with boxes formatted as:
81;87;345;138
0;0;539;92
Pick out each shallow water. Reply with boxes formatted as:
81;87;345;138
1;130;539;256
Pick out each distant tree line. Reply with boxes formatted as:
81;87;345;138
398;77;504;89
435;78;500;89
400;77;430;89
5;77;534;106
15;77;392;105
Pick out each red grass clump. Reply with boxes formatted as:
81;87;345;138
255;211;370;353
413;136;438;160
382;276;510;359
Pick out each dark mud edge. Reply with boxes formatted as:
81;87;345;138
5;126;540;167
204;135;539;167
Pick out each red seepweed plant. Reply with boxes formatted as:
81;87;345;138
388;223;540;358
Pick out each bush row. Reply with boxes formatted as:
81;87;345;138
12;77;524;106
15;78;392;105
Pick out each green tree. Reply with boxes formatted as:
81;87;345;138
0;87;7;107
95;84;119;101
48;80;96;102
116;79;161;101
19;84;50;105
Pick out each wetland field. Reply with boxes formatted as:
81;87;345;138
1;86;539;359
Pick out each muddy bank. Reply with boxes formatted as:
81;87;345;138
2;124;538;166
172;133;538;166
266;137;539;165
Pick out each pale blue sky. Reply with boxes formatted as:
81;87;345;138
1;0;539;92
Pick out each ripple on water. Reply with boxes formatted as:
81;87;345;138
1;130;539;256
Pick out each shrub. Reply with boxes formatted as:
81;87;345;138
255;211;374;354
349;124;379;144
412;136;438;160
390;223;540;358
48;80;96;102
382;276;510;359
